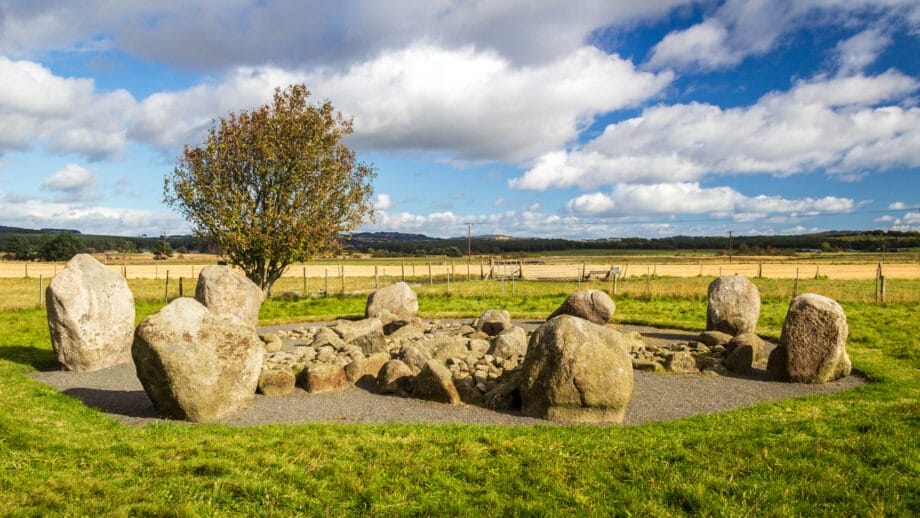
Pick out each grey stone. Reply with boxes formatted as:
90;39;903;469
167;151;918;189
667;351;699;374
519;315;633;423
489;326;528;359
46;254;135;372
299;363;347;393
376;360;414;396
547;289;615;325
475;309;512;336
132;298;262;422
698;330;734;347
365;282;419;325
706;275;760;336
412;359;460;404
195;265;263;328
768;293;851;383
258;369;296;396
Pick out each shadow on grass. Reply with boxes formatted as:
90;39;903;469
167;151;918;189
62;387;164;419
0;344;59;370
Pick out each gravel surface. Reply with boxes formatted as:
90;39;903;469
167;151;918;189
31;323;865;427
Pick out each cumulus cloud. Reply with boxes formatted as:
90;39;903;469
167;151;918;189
41;164;96;195
835;28;892;75
129;44;672;161
888;201;908;210
0;1;689;68
646;0;920;71
373;193;393;211
511;71;920;190
0;56;133;159
565;182;855;219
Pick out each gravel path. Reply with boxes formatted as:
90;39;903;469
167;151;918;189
31;324;865;427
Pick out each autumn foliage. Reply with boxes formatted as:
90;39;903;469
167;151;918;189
165;84;375;293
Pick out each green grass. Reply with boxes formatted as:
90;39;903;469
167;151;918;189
1;280;918;515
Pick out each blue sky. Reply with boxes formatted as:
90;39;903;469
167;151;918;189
0;0;918;239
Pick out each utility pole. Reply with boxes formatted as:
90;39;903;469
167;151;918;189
728;230;733;264
465;222;473;281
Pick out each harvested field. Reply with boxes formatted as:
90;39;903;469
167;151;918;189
1;258;917;280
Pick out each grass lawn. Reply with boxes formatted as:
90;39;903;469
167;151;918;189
0;278;918;515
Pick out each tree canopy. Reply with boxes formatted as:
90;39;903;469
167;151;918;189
164;84;375;293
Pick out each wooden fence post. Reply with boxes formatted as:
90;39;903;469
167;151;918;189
375;265;379;289
339;263;345;294
324;269;329;297
401;261;405;282
428;263;433;285
793;268;799;298
303;266;307;295
179;277;184;297
38;274;43;307
165;270;170;303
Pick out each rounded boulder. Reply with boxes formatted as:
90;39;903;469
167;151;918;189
520;315;633;424
706;275;760;336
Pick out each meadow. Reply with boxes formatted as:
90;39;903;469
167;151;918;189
0;269;918;515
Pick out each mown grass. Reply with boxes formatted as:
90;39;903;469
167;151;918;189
0;279;918;515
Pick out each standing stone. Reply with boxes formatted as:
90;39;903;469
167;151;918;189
412;359;461;404
768;294;851;383
520;315;633;424
365;282;419;325
132;298;263;422
46;254;135;372
706;275;760;336
547;289;616;325
195;266;263;328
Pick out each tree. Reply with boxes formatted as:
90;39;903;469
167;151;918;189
165;84;375;294
151;238;173;260
5;236;35;260
38;232;84;261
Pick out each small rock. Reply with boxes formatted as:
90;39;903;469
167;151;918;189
667;351;698;373
376;360;414;396
298;363;347;394
475;309;512;336
632;359;665;372
258;369;296;396
698;330;733;347
547;289;616;325
412;360;461;404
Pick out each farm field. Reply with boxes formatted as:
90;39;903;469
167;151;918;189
1;251;918;281
0;274;918;514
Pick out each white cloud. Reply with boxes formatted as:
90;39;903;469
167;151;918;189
0;56;134;159
311;44;673;161
888;201;908;210
1;196;188;236
875;215;894;222
646;0;920;71
0;1;690;68
835;28;892;75
41;164;96;194
512;71;920;190
647;19;738;70
565;182;855;219
129;44;673;161
373;193;393;210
